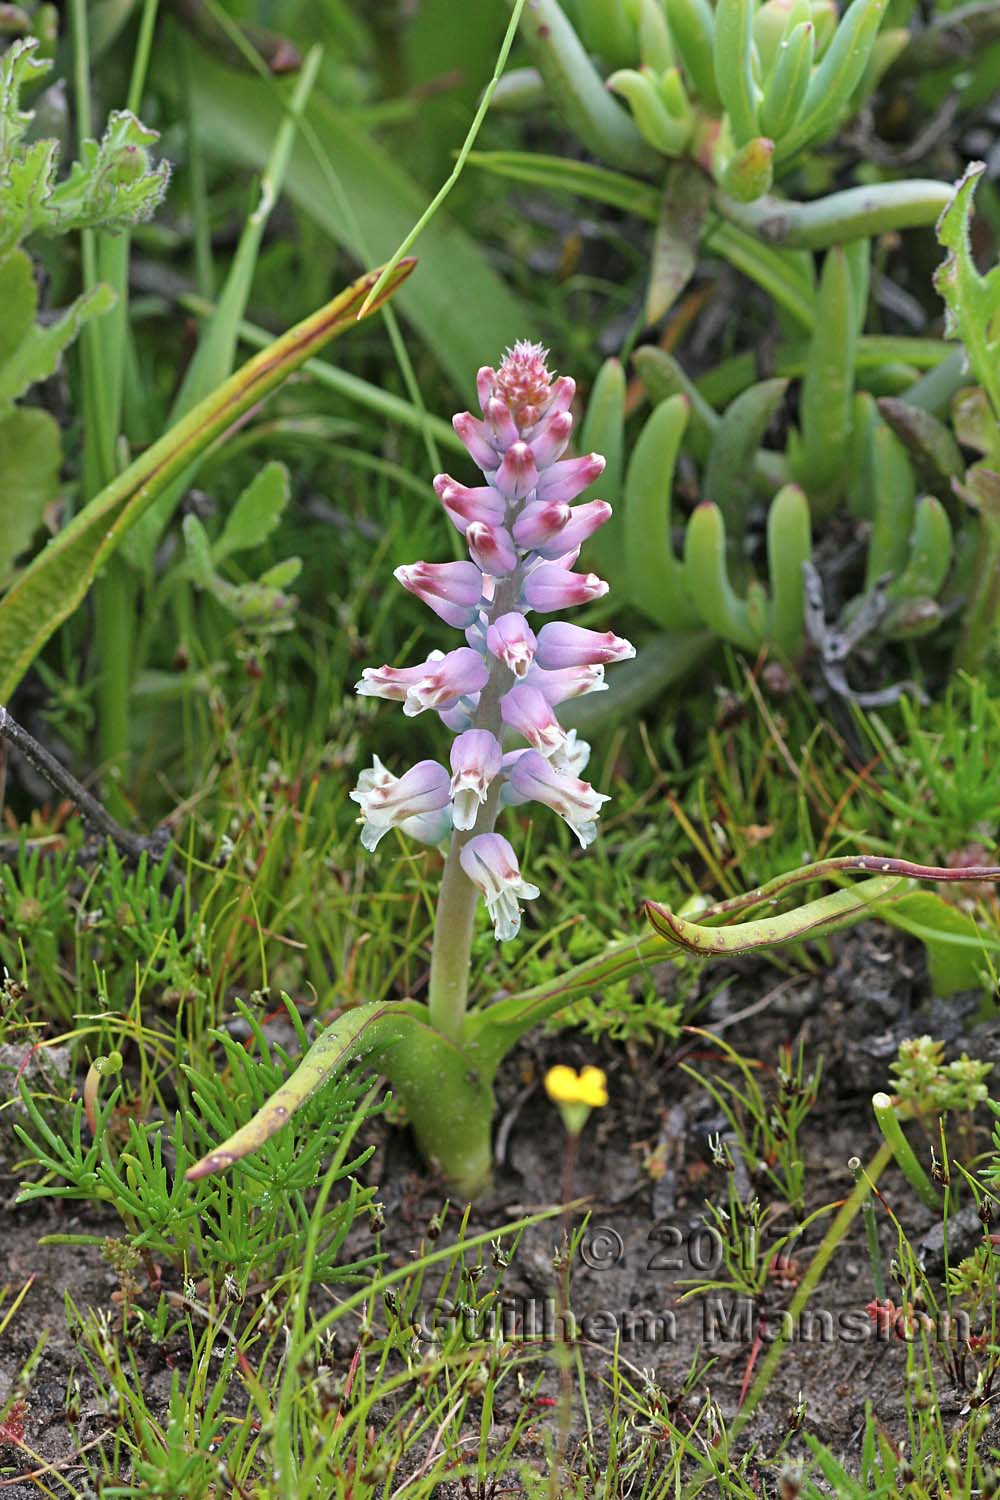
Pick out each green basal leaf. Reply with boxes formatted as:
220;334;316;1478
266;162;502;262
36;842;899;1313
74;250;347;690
0;406;61;586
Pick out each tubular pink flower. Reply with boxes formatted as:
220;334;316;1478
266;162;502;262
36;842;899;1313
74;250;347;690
394;561;484;628
532;500;613;560
486;612;537;678
433;475;506;533
453;411;500;471
507;750;610;848
493;442;539;502
512;500;571;550
530;409;574;468
520;563;608;613
534;621;637;669
483;396;519;451
466;522;518;577
356;647;488;716
350;758;451;851
525;663;606;704
459;833;540;942
534;453;605;505
476;366;496;413
449;729;503;830
500;682;567;757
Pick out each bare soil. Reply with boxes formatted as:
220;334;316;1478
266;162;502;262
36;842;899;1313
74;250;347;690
2;926;998;1494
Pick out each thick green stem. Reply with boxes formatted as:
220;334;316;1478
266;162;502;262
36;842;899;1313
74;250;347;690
426;571;517;1042
716;180;953;248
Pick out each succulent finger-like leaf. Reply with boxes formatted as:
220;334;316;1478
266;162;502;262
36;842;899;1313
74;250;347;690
877;395;965;495
767;483;812;656
719;135;775;202
683;501;758;648
714;0;761;146
608;67;691;155
516;0;658;173
574;0;639;69
891;495;954;602
789;246;855;515
758;19;815;141
639;0;675;71
704;377;788;541
753;0;811;77
864;424;916;588
663;0;722;110
777;0;889;161
624;395;702;629
579;356;626;573
850;27;908;112
633;345;718;464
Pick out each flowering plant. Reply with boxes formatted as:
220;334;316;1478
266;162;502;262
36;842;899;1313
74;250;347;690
186;347;1000;1200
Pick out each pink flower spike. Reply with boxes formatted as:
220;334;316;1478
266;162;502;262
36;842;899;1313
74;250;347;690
512;500;571;550
401;647;489;718
449;729;503;830
466;522;518;577
433;475;505;533
520;563;608;613
350;758;451;851
453;411;499;472
530;409;574;469
483;396;520;452
533;500;612;560
493;441;539;502
459;832;540;942
534;621;636;669
486;611;537;678
394;561;484;628
500;682;567;758
535;453;605;505
507;751;610;848
525;662;607;705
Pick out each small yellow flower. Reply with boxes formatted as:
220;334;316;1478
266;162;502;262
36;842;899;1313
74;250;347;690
544;1064;608;1135
545;1065;608;1108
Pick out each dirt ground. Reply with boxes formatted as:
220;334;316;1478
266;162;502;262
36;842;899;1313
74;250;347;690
2;926;999;1494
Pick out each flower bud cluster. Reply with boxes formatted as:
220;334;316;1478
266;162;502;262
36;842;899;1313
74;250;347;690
351;342;635;941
